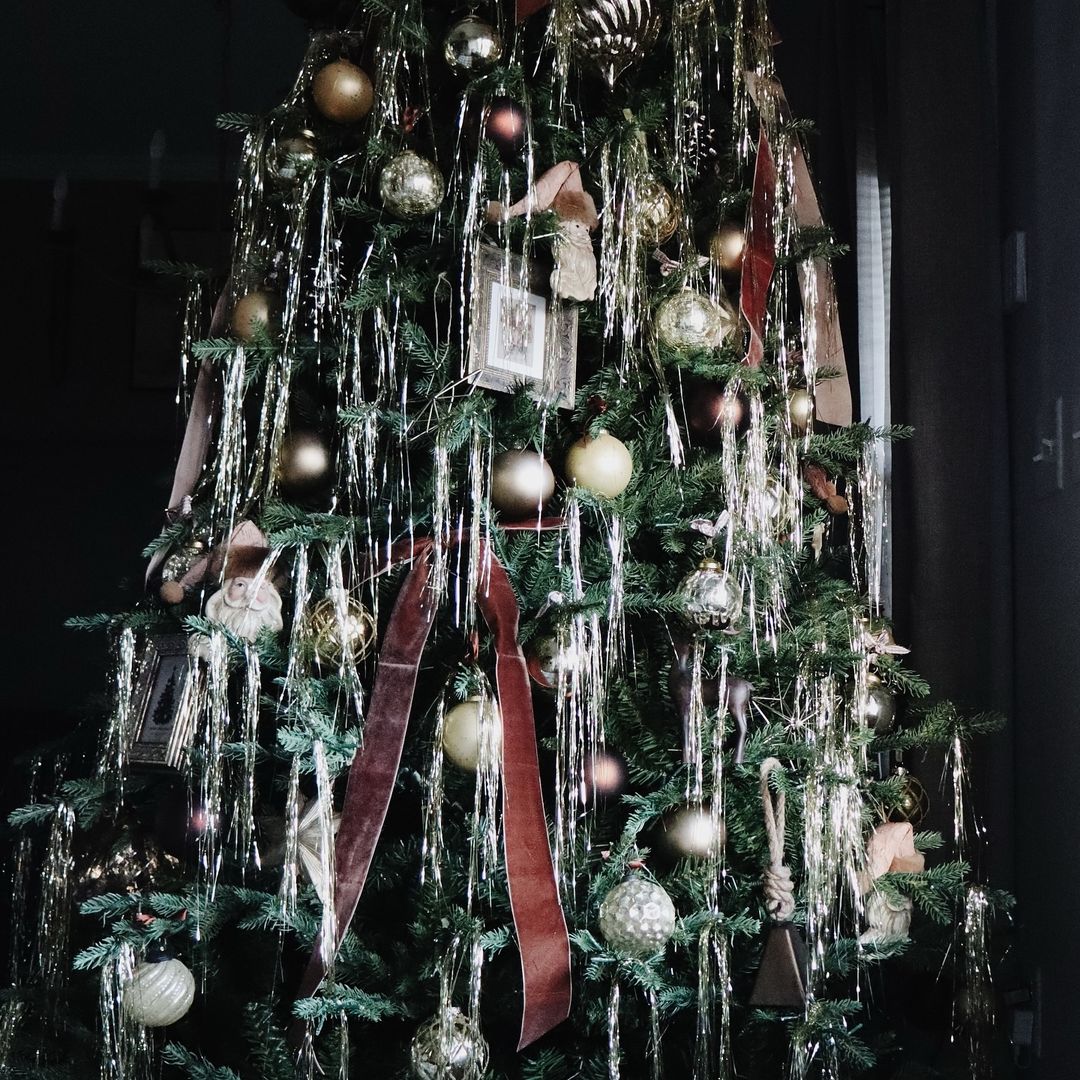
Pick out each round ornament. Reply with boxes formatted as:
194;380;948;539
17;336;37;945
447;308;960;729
598;876;677;957
123;948;195;1028
483;96;528;161
683;378;747;445
410;1007;490;1080
564;432;633;499
75;830;182;902
573;0;662;87
159;538;207;604
277;430;332;494
308;594;376;666
676;559;743;631
636;178;680;246
267;126;318;187
582;750;627;800
443;15;503;76
708;220;745;273
655;288;736;352
311;59;374;124
887;768;929;828
443;697;502;772
379;150;445;219
787;388;813;434
490;449;555;521
526;633;577;694
230;289;278;343
859;673;897;736
659;803;726;860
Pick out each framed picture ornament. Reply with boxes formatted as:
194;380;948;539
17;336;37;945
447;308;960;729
467;244;577;409
128;633;197;769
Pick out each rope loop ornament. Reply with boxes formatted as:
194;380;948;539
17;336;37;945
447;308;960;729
759;757;795;921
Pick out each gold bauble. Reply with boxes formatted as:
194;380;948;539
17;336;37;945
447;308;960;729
230;289;278;343
267;126;318;186
378;149;445;219
709;220;746;273
859;672;897;736
443;697;502;772
490;449;556;521
443;14;503;75
277;430;332;493
564;432;634;499
787;388;813;433
311;59;374;124
636;177;680;246
309;595;376;666
887;768;929;828
655;288;737;351
659;803;726;860
573;0;662;87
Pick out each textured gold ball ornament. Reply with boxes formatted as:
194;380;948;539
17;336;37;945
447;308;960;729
676;559;743;631
308;595;376;666
410;1007;490;1080
443;14;503;75
709;220;746;273
490;449;556;521
887;767;929;828
230;289;278;343
311;59;374;124
277;430;332;494
859;672;897;736
379;149;445;219
573;0;662;87
564;432;633;499
598;876;677;957
442;697;502;772
122;948;196;1028
267;126;318;186
655;289;737;351
636;177;680;246
659;804;726;860
787;388;814;434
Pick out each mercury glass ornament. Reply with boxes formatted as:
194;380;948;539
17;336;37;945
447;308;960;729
564;431;633;499
379;150;445;219
267;126;318;186
655;288;736;351
598;876;677;957
443;697;502;772
490;449;555;520
573;0;662;87
887;768;929;828
859;673;897;736
526;633;578;694
636;177;680;245
443;14;503;75
411;1007;489;1080
123;947;195;1028
308;594;376;666
311;59;374;124
676;559;743;631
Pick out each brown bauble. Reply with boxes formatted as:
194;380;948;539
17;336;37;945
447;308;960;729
277;430;332;494
709;220;746;273
311;59;374;124
159;580;186;606
231;289;278;343
787;388;813;434
483;96;528;162
683;378;747;445
490;449;555;521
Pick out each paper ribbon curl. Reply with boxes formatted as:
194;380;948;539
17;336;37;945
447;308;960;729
294;527;572;1051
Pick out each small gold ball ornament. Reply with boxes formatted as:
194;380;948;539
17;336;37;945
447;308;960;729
573;0;662;87
378;149;445;219
787;388;813;433
443;14;503;75
308;594;376;666
564;432;633;499
311;59;374;124
442;697;502;772
636;177;680;246
887;767;929;828
490;449;556;521
267;126;318;187
277;430;332;494
676;559;743;631
859;672;897;736
709;220;746;273
655;288;737;352
659;803;726;860
231;289;278;343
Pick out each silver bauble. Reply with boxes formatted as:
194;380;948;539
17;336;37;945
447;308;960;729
379;150;445;219
859;675;897;736
573;0;662;87
655;288;737;352
490;449;556;520
676;559;743;631
122;956;195;1028
443;15;503;75
267;126;318;187
526;633;578;695
410;1007;489;1080
598;876;677;957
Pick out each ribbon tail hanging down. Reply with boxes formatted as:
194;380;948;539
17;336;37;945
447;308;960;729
740;124;777;369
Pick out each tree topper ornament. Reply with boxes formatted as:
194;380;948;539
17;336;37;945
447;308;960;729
487;161;600;302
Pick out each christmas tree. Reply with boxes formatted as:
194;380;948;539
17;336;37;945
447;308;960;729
3;2;1009;1078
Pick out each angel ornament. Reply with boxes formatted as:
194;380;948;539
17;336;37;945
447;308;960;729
488;161;600;302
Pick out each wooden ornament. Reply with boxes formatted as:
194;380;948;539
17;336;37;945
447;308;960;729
749;923;809;1007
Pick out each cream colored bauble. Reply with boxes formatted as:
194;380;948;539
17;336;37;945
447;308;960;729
564;432;633;499
442;697;502;772
122;954;196;1027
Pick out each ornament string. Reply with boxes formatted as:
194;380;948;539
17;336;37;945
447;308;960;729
759;758;795;922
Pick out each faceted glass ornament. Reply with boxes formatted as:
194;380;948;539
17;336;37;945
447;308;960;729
443;14;503;75
887;768;930;828
655;288;736;351
122;956;196;1028
859;675;897;736
598;876;677;956
379;150;445;219
410;1007;489;1080
676;559;743;630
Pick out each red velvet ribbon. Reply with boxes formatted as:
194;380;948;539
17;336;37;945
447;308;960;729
295;533;572;1050
740;123;777;369
516;0;551;21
